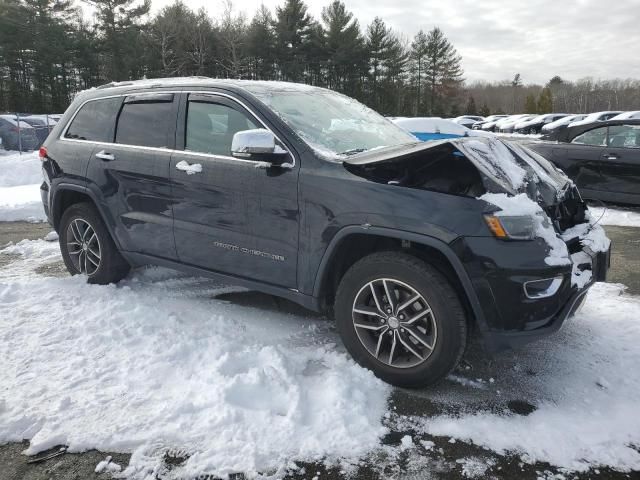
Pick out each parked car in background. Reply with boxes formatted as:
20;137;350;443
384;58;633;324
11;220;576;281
392;117;481;141
477;115;509;131
541;114;587;135
452;115;484;128
568;111;622;128
514;113;569;134
20;115;58;145
0;115;40;151
529;119;640;205
610;111;640;121
496;114;537;133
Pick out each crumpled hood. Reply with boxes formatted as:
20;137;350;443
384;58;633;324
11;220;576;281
344;137;571;207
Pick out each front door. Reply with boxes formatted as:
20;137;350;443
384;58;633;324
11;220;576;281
171;92;299;288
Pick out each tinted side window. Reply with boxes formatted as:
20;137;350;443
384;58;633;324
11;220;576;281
65;97;121;142
185;101;259;156
571;127;608;146
115;99;175;148
608;125;640;149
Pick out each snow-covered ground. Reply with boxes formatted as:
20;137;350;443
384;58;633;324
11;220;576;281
0;239;389;478
0;151;46;222
1;238;640;477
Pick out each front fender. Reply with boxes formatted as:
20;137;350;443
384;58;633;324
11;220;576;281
311;225;488;331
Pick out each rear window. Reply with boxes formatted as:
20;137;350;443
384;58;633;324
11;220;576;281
65;97;121;142
115;99;175;148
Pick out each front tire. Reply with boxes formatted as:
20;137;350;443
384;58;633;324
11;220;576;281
334;252;467;388
59;202;130;284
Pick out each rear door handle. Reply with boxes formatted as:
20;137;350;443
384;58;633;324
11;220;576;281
96;150;115;161
604;153;619;160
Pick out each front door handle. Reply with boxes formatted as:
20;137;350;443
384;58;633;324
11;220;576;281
96;150;115;162
604;153;619;161
175;160;203;175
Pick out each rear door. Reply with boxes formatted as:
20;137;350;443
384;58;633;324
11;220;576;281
597;124;640;198
560;126;608;195
86;92;178;260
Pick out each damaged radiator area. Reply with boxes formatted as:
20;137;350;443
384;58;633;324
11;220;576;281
343;142;487;198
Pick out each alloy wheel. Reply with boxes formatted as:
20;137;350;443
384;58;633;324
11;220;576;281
352;278;438;369
66;218;101;276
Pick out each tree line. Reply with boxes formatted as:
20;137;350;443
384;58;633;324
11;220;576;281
1;0;639;117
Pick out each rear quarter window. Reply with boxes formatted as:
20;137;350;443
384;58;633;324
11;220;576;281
65;97;122;142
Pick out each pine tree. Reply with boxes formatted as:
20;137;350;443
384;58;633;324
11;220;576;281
524;94;537;114
409;30;428;115
537;87;553;113
511;73;522;112
321;1;365;95
422;27;464;115
246;5;276;79
479;103;491;117
366;17;407;114
465;95;477;115
85;0;151;81
273;0;312;81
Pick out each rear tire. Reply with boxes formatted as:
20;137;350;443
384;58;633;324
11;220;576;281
334;251;467;388
59;202;130;284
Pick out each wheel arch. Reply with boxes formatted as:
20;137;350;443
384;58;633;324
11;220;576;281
312;226;488;332
51;184;122;251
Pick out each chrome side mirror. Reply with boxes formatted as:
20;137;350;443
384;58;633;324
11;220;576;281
231;129;290;166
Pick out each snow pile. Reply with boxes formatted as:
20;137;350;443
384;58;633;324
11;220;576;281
0;151;45;222
412;282;640;472
95;456;121;474
479;192;570;266
0;151;42;186
0;240;390;478
589;206;640;227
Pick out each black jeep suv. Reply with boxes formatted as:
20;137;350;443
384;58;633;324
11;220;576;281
40;78;610;387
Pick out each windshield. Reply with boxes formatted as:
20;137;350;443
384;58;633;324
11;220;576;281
245;86;416;158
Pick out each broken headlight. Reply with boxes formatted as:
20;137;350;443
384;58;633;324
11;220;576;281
484;215;536;240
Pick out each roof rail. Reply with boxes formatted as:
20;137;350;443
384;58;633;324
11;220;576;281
96;81;135;90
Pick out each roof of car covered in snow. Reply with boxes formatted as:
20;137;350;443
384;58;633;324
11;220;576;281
77;77;326;101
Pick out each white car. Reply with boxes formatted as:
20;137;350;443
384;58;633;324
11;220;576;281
568;111;623;128
452;115;485;128
496;114;536;133
513;113;569;134
610;111;640;121
541;114;587;133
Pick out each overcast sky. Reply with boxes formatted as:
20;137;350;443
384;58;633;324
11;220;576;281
122;0;640;84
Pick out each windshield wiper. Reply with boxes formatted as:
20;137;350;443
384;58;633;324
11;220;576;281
339;148;369;156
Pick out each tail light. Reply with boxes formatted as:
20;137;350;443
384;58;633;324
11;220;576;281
39;146;48;162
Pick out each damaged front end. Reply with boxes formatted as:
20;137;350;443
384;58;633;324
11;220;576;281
343;137;611;350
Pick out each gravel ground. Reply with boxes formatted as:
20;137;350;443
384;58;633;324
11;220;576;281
1;221;638;480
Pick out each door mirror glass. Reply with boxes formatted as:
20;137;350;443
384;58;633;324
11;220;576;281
231;129;290;165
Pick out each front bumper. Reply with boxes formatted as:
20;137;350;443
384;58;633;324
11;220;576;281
453;236;611;352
